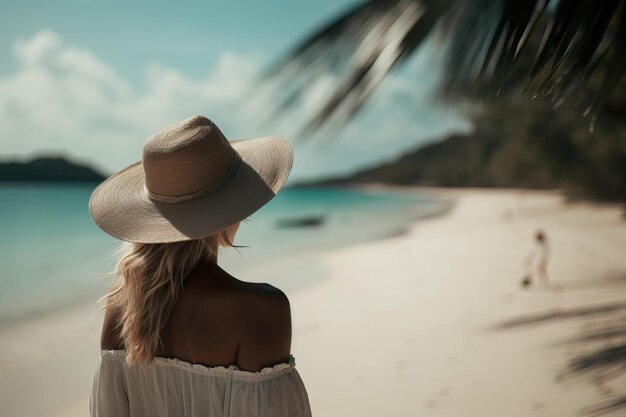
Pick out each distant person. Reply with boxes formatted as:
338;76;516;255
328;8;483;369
88;116;311;416
521;229;550;288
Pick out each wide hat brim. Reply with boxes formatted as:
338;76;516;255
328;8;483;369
89;136;292;243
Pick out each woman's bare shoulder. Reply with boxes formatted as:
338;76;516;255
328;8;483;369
236;282;292;371
221;280;291;323
244;281;290;303
184;270;292;370
186;267;289;306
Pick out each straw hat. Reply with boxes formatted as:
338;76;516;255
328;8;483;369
89;115;293;243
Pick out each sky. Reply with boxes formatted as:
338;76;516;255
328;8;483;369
0;0;471;182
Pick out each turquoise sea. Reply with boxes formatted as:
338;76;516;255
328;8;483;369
0;184;447;325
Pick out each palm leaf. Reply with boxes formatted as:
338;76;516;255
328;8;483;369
260;0;625;133
260;0;453;133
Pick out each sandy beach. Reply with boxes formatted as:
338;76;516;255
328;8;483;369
2;188;626;417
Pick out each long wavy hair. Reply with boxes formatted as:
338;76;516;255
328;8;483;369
100;226;236;365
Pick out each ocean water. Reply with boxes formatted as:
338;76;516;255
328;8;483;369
0;184;447;325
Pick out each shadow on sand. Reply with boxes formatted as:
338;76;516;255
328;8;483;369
584;396;626;417
568;320;626;417
493;301;626;330
551;272;626;292
493;272;626;416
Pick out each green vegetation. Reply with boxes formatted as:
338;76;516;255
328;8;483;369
314;87;626;202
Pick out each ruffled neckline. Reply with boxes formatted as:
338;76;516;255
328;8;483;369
100;349;296;381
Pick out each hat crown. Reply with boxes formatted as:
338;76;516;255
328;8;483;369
142;116;239;201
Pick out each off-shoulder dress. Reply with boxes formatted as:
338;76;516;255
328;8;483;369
90;349;312;417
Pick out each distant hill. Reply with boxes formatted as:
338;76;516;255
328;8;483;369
308;132;501;188
304;95;626;203
0;157;106;183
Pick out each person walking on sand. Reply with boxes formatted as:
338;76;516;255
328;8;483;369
88;116;312;417
522;229;550;288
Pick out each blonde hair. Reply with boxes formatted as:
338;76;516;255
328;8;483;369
101;227;235;365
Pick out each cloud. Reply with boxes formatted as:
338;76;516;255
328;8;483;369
0;30;471;181
0;30;261;174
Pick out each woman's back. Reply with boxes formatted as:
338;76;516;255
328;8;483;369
101;262;292;372
94;263;311;417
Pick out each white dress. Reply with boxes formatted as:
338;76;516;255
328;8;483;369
90;350;312;417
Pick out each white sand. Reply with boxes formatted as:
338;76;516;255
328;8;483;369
2;188;625;417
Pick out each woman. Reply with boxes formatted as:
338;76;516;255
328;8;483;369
88;115;312;416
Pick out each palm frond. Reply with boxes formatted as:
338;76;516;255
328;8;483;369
260;0;453;134
260;0;625;133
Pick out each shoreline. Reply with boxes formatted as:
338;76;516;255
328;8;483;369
2;187;626;417
0;185;447;327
